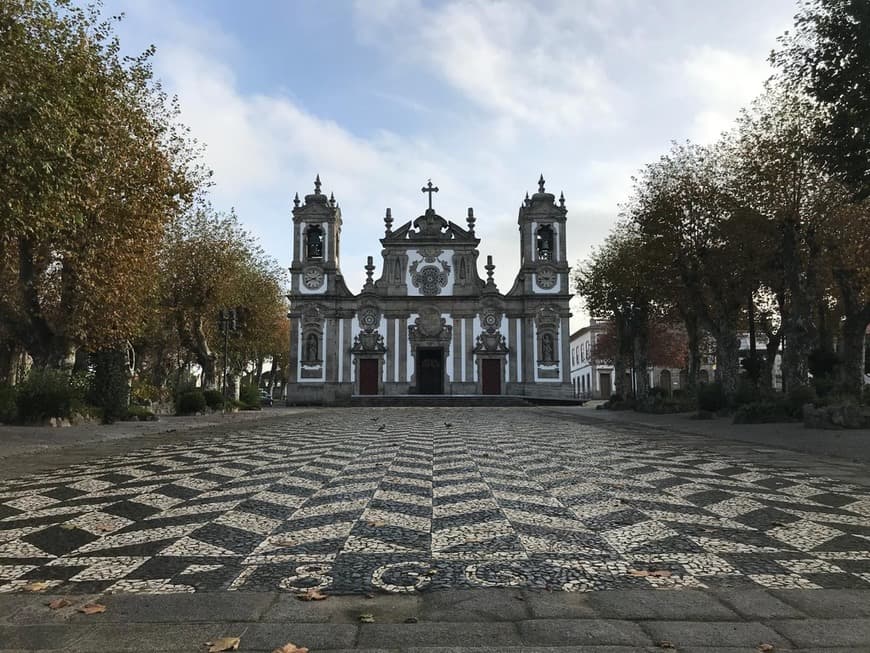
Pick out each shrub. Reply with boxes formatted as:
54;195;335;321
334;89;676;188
647;386;668;399
697;381;725;413
0;384;17;423
733;380;763;407
203;389;225;410
125;405;157;421
787;384;817;417
176;390;206;415
16;368;86;422
88;349;130;424
238;383;261;410
733;400;794;424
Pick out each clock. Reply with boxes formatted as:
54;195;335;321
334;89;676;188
302;266;325;289
536;266;557;290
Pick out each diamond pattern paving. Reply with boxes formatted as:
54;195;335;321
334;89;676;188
0;408;869;594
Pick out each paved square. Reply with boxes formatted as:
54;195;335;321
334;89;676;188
1;408;868;595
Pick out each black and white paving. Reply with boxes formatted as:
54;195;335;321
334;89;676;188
1;408;868;595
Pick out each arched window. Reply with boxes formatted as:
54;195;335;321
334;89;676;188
305;333;320;362
305;225;324;260
536;225;554;261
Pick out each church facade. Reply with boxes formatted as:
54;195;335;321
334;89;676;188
285;176;573;404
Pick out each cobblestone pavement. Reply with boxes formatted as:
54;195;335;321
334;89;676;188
1;408;869;596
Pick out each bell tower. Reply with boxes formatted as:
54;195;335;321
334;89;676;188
515;174;568;295
290;175;343;296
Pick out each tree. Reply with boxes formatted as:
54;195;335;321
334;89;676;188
159;207;287;390
575;227;655;400
0;0;203;369
772;0;870;201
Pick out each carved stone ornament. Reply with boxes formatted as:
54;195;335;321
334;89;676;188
409;259;450;296
416;307;445;338
535;305;560;330
301;305;324;330
358;306;381;332
418;247;443;263
351;331;386;354
472;332;509;354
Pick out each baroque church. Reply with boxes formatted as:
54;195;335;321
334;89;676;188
285;175;573;404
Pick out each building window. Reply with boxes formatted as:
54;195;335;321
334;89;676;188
536;225;554;261
305;225;324;260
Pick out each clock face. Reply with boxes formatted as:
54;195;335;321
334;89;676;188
536;267;557;289
302;266;325;289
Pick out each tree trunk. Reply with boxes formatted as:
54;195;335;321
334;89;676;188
779;219;814;392
839;316;868;398
681;310;701;393
714;330;740;399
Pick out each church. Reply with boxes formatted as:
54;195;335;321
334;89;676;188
285;175;573;404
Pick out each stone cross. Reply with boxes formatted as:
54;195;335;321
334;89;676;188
421;179;439;210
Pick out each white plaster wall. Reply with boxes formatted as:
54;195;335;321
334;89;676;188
406;249;455;297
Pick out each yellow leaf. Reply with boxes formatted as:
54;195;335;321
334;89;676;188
77;602;106;615
297;588;328;601
628;569;649;577
47;598;71;610
23;581;49;592
206;637;241;652
366;519;386;527
271;644;309;653
649;570;672;578
358;613;375;623
657;641;676;649
757;645;775;652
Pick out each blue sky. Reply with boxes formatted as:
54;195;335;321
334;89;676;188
109;0;797;327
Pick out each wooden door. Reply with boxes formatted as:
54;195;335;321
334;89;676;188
359;359;379;395
599;372;611;399
481;359;501;395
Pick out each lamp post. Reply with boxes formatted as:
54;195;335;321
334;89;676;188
218;308;239;412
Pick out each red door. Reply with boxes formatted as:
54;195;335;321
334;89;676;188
481;359;501;395
359;359;379;395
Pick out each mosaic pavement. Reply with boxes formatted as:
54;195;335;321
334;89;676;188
1;408;869;595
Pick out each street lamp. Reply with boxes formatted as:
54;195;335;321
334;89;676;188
218;308;241;412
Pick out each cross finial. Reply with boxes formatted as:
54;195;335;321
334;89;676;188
293;192;300;208
421;178;439;211
329;192;336;207
314;174;322;195
559;191;565;209
538;174;545;193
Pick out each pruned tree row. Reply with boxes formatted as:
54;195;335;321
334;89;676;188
575;0;870;408
0;1;288;423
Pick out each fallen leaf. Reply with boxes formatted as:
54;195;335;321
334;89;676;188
271;643;309;653
366;519;386;528
78;603;106;615
657;641;676;649
205;637;241;652
297;588;328;601
628;569;649;577
358;613;375;623
629;569;671;578
650;570;672;578
93;523;115;533
60;523;77;531
23;581;49;592
364;593;375;599
757;645;775;652
404;616;418;623
47;599;71;610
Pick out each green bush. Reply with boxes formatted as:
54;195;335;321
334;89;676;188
88;349;130;424
733;400;794;424
697;381;725;413
787;384;817;416
0;384;17;423
203;389;225;410
238;383;261;410
176;390;206;415
16;368;86;422
733;380;763;407
125;405;157;421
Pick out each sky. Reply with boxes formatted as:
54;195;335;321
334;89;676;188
108;0;798;329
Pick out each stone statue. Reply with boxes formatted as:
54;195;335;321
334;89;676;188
542;333;554;362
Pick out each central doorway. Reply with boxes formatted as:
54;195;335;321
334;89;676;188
481;359;501;395
417;348;444;394
359;359;379;395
